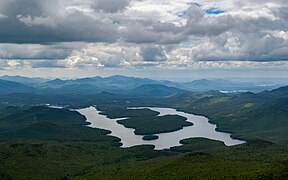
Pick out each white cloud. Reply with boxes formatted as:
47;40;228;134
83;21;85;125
270;31;288;41
0;0;288;72
64;43;142;68
17;15;57;28
0;13;7;20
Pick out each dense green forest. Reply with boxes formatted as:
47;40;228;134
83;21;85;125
1;0;288;176
0;92;288;179
1;76;288;179
0;140;287;179
154;90;288;143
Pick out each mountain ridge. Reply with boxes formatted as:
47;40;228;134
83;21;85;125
0;75;284;95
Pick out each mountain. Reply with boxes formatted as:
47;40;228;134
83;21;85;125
75;75;160;90
156;87;288;144
0;79;36;95
0;75;283;96
181;79;280;92
57;83;103;94
123;84;187;97
182;79;250;91
44;78;67;86
263;85;288;98
38;75;162;92
62;77;283;93
71;76;102;83
0;75;48;85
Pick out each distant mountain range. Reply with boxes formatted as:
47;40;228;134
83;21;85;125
41;75;160;90
0;79;37;95
0;75;48;85
0;75;284;96
124;84;187;97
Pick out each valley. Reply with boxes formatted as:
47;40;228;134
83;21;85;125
1;0;288;178
0;75;288;179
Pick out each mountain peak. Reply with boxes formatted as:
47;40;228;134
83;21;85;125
46;78;66;85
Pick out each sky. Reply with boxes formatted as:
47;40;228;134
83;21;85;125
0;0;288;80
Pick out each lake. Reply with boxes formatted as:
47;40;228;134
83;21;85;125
77;106;245;150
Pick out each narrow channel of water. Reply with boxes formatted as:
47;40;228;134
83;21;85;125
77;106;245;150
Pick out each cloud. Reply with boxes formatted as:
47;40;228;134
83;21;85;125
64;43;142;68
0;0;288;71
0;43;83;60
0;0;119;44
17;15;57;28
91;0;131;13
141;46;167;62
0;60;27;69
0;13;7;20
31;60;66;68
3;59;288;72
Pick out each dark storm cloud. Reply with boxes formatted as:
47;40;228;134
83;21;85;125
0;0;119;44
0;0;185;45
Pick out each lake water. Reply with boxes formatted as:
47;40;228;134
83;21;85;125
77;106;245;150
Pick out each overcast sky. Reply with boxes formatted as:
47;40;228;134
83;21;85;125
0;0;288;80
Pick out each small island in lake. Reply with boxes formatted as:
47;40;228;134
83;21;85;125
117;114;193;135
142;135;159;141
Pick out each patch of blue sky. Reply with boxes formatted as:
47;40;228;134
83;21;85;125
205;8;225;14
193;2;202;7
176;11;186;18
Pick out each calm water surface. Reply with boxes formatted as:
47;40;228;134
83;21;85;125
77;106;245;150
